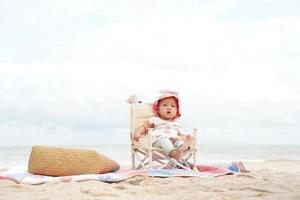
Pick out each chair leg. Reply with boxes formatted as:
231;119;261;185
131;151;136;169
192;128;198;165
148;150;152;169
136;153;148;169
148;128;153;169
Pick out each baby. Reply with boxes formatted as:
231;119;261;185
133;90;193;162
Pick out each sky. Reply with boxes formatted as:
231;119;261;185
0;0;299;145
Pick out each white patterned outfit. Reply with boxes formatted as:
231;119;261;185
149;117;185;155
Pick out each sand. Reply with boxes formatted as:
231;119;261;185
0;160;300;200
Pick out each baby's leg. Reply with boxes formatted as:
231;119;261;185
153;137;183;161
169;149;182;161
178;135;193;152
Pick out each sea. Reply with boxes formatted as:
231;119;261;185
0;145;299;169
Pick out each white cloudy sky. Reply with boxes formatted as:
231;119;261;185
0;0;299;145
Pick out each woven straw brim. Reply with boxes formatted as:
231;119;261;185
28;146;120;176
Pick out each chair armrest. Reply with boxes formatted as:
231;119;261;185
192;128;198;148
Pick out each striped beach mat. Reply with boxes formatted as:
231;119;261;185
0;162;246;185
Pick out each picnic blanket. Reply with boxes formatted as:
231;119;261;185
0;162;246;185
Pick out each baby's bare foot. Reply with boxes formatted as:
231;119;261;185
169;149;183;161
179;135;193;152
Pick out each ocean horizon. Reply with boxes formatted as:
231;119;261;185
0;144;299;169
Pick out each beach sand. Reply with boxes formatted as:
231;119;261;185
0;160;299;200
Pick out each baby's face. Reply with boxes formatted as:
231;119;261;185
158;97;178;120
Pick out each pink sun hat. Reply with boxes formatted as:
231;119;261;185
152;90;181;118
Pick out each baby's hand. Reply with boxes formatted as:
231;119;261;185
133;132;141;141
170;137;180;143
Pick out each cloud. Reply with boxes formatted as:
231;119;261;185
0;0;299;145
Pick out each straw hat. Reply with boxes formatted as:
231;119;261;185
28;146;120;176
